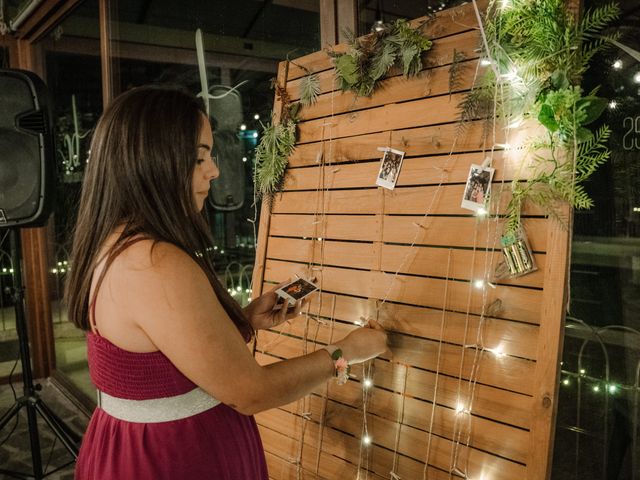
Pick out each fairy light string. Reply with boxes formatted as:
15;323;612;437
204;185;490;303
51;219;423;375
422;248;453;480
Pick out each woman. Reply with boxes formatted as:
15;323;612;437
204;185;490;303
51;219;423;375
66;85;387;479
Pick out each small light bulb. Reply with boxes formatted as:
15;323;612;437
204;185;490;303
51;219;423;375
608;100;618;109
489;346;506;358
612;59;623;70
362;435;372;445
455;403;465;414
354;319;364;326
562;378;570;386
52;268;58;274
476;207;488;217
253;113;260;120
220;250;225;254
236;286;242;292
240;124;247;131
579;369;586;375
480;59;492;67
593;385;600;393
608;384;617;394
633;72;640;84
363;378;373;388
242;157;247;162
473;279;485;289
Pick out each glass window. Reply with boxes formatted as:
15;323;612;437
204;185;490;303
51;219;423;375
551;1;640;478
108;0;320;306
40;0;103;399
357;0;467;34
37;0;320;400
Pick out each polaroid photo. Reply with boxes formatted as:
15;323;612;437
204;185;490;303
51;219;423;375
275;278;319;307
375;148;405;190
461;164;495;212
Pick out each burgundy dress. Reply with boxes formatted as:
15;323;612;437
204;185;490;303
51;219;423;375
75;332;268;479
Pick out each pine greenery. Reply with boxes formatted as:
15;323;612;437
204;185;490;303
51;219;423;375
461;0;619;236
329;19;432;97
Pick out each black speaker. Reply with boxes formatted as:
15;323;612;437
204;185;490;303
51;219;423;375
0;69;55;228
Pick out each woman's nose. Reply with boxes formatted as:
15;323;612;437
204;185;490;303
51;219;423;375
207;156;220;180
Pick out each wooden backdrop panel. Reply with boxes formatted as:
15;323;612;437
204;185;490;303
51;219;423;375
251;2;568;479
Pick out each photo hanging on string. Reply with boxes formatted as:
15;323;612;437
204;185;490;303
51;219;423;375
375;148;405;190
461;163;494;212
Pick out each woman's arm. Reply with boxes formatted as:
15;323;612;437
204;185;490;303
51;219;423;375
111;241;386;415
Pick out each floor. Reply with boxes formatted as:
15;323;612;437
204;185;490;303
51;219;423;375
0;380;89;479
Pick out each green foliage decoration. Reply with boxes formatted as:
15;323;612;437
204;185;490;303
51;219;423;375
329;18;433;97
254;120;297;199
299;72;321;107
462;0;619;236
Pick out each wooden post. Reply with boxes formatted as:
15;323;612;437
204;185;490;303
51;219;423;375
528;207;571;480
250;60;290;299
319;0;337;47
9;39;56;379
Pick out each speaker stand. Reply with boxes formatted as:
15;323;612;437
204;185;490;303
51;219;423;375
0;228;80;479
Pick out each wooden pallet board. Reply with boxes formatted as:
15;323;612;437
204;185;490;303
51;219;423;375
252;2;567;478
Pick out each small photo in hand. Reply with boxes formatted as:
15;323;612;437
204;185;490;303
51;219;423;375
461;164;494;212
275;278;319;306
375;148;405;190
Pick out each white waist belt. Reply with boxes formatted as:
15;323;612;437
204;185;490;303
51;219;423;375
97;387;220;423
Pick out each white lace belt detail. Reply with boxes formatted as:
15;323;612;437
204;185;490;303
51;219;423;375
97;387;220;423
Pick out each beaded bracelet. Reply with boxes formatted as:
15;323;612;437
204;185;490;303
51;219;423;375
326;346;350;385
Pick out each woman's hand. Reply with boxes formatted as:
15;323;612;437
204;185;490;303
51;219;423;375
244;282;306;330
334;319;388;364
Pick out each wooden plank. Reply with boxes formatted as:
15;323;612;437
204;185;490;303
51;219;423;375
270;392;528;470
284;150;536;191
264;261;542;324
301;291;539;360
382;216;547;252
259;329;535;396
258;401;526;480
269;214;547;251
256;352;532;431
290;51;478;120
315;380;529;464
265;237;545;288
252;60;289;298
528;210;571;479
286;0;486;80
297;92;470;144
270;214;380;242
272;184;545;216
288;120;505;167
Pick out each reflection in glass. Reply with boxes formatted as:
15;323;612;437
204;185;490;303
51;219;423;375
552;1;640;478
107;0;320;306
41;0;102;399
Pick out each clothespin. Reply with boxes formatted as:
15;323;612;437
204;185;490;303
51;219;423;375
377;146;391;153
301;412;312;420
413;222;427;230
390;472;402;480
332;167;341;173
481;156;492;169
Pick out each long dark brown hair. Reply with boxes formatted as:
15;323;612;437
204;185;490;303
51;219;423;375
65;85;252;339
